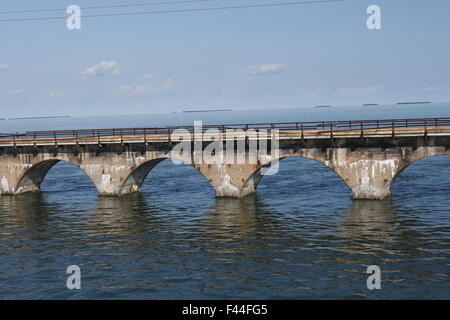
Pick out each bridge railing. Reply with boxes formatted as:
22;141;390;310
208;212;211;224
1;117;450;143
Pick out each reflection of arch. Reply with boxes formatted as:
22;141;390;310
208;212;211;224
16;159;95;193
333;199;399;257
86;193;165;239
121;157;213;193
0;192;51;227
243;155;351;196
204;196;260;245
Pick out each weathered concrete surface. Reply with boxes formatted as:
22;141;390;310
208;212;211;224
0;134;449;199
194;163;264;198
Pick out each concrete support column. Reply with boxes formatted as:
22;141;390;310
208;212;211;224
195;163;262;198
323;148;408;200
0;155;58;194
331;158;402;200
0;159;32;194
80;163;137;196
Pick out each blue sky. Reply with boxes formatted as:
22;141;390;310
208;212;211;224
0;0;449;117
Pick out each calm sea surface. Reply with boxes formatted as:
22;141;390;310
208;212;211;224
0;104;449;299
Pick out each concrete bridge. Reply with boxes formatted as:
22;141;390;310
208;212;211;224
1;117;450;200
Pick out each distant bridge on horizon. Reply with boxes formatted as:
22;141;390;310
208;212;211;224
1;116;450;200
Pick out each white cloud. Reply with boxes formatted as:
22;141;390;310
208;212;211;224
426;85;449;92
80;60;122;77
49;91;68;98
336;84;385;96
118;77;175;96
0;64;11;72
240;63;287;75
5;88;26;95
141;73;159;80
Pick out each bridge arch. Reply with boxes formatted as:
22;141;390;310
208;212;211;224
390;154;450;197
242;155;352;198
120;157;215;195
15;158;96;194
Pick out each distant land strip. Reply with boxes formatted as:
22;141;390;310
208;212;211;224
8;116;71;120
181;109;232;113
397;102;431;105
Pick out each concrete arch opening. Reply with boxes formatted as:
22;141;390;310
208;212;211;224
121;158;214;196
16;159;96;194
39;161;97;193
245;156;351;199
391;155;450;199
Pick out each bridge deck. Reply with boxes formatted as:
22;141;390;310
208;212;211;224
1;126;449;147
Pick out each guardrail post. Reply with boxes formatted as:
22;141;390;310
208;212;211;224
360;122;364;141
424;120;428;142
301;124;304;144
392;121;395;140
53;131;58;147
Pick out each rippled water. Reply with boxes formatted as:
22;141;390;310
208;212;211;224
0;156;449;299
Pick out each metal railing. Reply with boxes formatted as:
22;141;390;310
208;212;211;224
1;117;450;144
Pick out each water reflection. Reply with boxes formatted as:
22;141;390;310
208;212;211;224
0;181;448;299
86;194;161;238
204;196;261;241
335;200;400;256
0;192;114;254
0;194;54;239
340;200;397;240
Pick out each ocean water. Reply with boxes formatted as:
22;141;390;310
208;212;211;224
0;104;449;299
1;102;450;133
